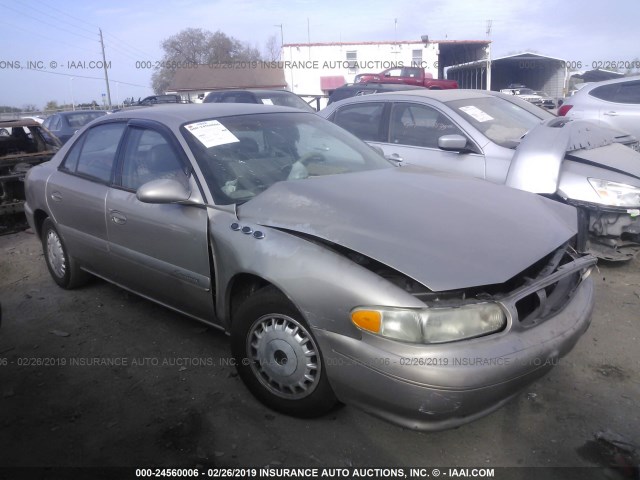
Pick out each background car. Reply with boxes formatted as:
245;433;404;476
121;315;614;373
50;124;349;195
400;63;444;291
0;119;60;233
499;85;555;108
42;110;107;144
24;103;596;431
558;75;640;141
202;89;316;111
138;94;185;106
327;82;426;105
320;89;640;261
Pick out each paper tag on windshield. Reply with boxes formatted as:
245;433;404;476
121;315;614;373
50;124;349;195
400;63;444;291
459;105;494;122
184;120;239;148
261;98;274;105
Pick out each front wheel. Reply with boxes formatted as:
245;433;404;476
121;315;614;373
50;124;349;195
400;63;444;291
230;287;338;417
41;218;89;289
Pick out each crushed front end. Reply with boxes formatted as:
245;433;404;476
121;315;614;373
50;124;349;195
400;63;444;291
317;243;597;430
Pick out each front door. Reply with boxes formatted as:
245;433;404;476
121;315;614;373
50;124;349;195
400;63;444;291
105;123;214;321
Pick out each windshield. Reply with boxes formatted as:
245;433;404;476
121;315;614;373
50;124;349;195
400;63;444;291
254;92;314;111
446;97;545;148
64;111;106;128
182;112;392;204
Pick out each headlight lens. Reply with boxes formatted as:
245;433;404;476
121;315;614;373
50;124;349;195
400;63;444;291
351;303;506;344
588;178;640;207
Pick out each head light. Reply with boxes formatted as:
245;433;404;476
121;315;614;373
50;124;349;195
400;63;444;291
351;303;506;344
588;178;640;207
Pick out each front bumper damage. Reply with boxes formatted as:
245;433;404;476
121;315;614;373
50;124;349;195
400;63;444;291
571;200;640;261
316;250;597;431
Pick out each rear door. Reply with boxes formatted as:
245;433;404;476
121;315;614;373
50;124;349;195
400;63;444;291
105;120;213;320
45;121;126;274
595;80;640;139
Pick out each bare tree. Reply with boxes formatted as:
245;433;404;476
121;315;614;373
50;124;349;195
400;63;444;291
264;34;281;61
152;28;262;94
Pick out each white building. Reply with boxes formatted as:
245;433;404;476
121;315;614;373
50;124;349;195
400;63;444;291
281;40;489;102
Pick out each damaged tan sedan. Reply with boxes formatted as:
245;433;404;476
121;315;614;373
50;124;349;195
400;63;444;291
25;104;596;430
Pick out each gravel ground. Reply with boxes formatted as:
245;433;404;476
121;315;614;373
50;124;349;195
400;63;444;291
0;230;638;478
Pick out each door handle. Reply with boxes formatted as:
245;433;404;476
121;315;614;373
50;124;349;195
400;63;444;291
110;210;127;225
50;191;62;202
385;153;404;165
603;111;619;116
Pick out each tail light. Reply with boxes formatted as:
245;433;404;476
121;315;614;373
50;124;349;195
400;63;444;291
557;104;573;116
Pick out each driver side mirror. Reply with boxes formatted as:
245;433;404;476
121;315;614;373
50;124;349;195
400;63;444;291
137;178;196;205
438;134;468;152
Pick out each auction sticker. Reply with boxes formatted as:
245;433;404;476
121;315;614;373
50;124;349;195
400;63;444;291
459;105;494;122
184;120;239;148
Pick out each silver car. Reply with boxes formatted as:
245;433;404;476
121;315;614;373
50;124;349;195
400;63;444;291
25;104;596;430
320;90;640;261
558;75;640;140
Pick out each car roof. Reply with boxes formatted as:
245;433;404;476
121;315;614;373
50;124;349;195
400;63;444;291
0;119;43;127
55;110;107;116
342;89;493;102
326;89;494;109
98;103;305;129
209;89;293;94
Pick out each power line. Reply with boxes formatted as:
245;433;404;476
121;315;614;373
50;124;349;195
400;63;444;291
24;67;149;89
0;20;100;55
0;2;98;42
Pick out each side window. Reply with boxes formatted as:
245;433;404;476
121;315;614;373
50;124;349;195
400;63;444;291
386;68;403;77
402;67;421;78
52;116;62;131
612;81;640;104
205;93;223;103
389;103;464;149
69;123;126;182
590;84;619;102
119;128;187;191
333;102;385;142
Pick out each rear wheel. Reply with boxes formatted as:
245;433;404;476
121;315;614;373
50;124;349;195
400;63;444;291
231;287;337;417
41;218;89;289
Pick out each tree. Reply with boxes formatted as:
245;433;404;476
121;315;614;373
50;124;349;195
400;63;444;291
152;28;262;94
264;34;280;61
45;100;59;111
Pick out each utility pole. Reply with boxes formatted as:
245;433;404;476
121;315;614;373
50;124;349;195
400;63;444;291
486;20;492;91
99;28;113;108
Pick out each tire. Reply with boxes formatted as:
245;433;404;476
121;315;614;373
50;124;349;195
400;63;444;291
231;286;338;417
41;218;89;289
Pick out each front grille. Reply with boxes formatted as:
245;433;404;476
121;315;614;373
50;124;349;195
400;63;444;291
496;244;595;329
514;268;580;327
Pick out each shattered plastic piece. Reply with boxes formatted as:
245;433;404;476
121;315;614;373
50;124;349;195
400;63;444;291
49;330;70;337
626;209;640;217
596;430;637;453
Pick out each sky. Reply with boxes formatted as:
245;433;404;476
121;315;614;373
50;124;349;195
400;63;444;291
1;0;639;110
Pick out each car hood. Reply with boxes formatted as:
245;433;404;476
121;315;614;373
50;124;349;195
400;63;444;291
238;166;577;292
506;118;640;194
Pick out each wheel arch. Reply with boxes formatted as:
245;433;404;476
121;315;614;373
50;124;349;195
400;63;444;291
32;209;49;238
225;273;287;326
